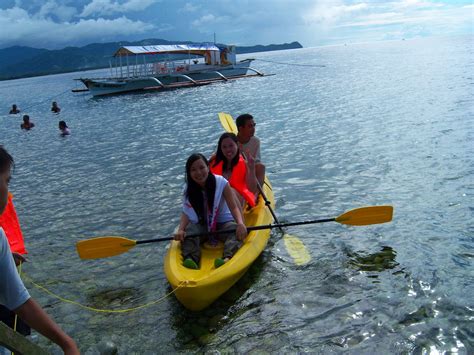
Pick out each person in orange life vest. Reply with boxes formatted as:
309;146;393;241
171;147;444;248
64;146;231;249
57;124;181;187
174;153;247;269
236;113;266;186
210;132;258;208
0;145;79;355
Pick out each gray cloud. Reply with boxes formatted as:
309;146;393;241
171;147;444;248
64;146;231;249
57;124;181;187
0;0;471;49
0;6;154;48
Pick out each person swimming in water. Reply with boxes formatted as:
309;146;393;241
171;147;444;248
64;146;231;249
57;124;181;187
51;102;61;114
20;115;35;130
9;105;20;114
58;121;70;136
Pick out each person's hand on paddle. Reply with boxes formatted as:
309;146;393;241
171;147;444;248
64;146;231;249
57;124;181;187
174;229;186;242
236;223;247;241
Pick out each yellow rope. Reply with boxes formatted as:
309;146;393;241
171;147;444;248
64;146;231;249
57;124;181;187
22;273;187;314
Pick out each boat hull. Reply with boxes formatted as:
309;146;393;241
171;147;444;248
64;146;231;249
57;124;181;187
80;61;253;97
164;178;274;311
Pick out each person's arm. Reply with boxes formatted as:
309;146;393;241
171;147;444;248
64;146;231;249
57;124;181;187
1;234;78;354
14;299;79;355
243;150;258;195
254;137;261;163
223;184;247;240
174;213;190;242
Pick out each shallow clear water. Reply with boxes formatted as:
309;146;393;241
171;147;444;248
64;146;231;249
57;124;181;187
0;35;472;354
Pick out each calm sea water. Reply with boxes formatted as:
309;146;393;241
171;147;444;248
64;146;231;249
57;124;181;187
0;35;472;354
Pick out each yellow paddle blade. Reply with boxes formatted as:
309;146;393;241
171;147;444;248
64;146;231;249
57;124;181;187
335;206;393;226
283;234;311;265
76;236;137;260
218;112;238;134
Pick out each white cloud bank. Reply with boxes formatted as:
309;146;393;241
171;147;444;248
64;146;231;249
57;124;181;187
0;6;154;48
0;0;471;49
80;0;159;17
301;0;473;45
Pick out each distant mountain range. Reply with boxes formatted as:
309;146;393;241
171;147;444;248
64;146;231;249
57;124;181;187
0;39;302;80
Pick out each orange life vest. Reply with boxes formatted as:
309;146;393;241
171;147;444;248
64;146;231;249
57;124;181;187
0;193;27;254
210;155;256;207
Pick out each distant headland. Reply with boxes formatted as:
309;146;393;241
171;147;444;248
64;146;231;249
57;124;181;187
0;39;302;80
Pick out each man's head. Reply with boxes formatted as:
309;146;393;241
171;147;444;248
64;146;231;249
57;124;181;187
236;113;256;141
0;146;13;214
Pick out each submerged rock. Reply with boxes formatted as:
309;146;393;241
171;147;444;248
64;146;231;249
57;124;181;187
97;340;118;355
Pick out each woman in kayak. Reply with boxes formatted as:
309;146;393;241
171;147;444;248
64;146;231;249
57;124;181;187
210;132;258;207
174;153;247;269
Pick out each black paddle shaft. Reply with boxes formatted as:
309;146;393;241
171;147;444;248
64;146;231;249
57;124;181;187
135;217;336;245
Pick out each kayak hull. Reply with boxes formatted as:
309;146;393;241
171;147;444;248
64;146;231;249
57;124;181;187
164;178;274;311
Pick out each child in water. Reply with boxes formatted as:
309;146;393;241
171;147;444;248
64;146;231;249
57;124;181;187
51;101;61;113
174;153;247;269
58;121;70;136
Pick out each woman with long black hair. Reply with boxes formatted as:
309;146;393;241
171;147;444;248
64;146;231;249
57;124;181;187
174;153;247;269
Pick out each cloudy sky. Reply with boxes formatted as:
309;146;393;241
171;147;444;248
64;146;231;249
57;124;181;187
0;0;472;49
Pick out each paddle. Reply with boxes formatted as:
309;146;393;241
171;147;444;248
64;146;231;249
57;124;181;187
218;112;238;134
76;206;393;259
218;112;311;264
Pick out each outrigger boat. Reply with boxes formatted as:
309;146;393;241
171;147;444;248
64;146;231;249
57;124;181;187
75;43;264;96
164;178;274;311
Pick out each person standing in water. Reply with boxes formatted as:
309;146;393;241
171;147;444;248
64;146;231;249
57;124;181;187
9;105;20;114
51;102;61;113
58;121;70;136
20;115;35;130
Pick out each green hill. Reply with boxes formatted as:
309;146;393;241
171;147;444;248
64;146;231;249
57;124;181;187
0;40;302;80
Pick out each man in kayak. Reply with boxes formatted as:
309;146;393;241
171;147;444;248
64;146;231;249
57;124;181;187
174;153;247;269
0;145;79;354
236;114;265;186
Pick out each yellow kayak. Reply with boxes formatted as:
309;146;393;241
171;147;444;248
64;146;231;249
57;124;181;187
164;177;274;311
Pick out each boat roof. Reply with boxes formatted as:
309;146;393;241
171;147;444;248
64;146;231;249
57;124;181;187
114;44;221;57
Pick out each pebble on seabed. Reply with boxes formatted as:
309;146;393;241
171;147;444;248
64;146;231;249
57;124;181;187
96;340;118;355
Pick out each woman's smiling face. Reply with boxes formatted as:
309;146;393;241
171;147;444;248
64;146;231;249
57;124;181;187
220;137;238;161
189;158;209;187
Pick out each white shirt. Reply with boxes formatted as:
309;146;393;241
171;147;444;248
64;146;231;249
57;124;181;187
0;228;30;310
183;175;233;230
240;136;261;163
